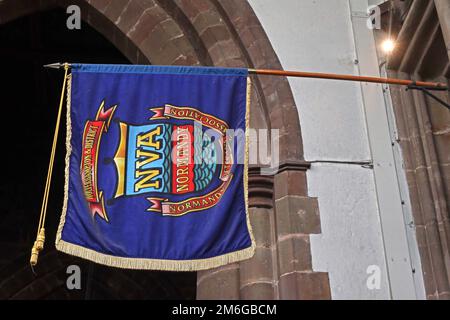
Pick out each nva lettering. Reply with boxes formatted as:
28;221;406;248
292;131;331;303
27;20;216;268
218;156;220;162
134;126;162;192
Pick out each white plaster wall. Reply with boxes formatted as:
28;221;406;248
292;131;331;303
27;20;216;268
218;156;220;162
249;0;370;161
307;164;390;299
248;0;391;299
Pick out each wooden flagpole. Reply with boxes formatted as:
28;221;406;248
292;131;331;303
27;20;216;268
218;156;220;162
44;63;448;89
248;68;448;89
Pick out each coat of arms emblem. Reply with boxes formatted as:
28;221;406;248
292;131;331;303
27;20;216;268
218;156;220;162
80;102;234;221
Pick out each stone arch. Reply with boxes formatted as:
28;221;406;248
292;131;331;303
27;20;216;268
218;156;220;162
0;0;331;300
0;0;304;160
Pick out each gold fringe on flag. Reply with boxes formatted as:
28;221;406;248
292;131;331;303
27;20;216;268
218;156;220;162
55;75;255;271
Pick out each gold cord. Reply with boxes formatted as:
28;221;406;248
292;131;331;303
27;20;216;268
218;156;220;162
30;63;69;267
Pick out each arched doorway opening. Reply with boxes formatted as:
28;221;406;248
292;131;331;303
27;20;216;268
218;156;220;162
0;8;196;300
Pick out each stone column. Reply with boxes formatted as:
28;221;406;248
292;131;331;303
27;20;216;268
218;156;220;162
197;164;331;300
274;165;331;300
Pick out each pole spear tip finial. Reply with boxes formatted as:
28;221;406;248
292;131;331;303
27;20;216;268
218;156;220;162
43;62;69;69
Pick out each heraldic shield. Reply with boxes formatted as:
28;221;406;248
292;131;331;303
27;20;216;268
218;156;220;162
55;64;255;271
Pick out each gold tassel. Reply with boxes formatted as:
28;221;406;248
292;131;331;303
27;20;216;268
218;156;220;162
30;63;69;268
30;228;45;266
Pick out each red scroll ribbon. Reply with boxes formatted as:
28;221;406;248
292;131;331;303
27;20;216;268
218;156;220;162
147;175;233;216
149;104;233;181
147;104;235;216
80;101;117;221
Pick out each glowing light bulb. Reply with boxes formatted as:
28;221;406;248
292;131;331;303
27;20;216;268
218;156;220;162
382;39;396;54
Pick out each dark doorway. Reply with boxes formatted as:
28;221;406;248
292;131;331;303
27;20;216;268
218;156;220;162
0;8;196;300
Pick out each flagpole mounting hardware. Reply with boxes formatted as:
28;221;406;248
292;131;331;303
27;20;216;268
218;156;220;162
407;84;450;111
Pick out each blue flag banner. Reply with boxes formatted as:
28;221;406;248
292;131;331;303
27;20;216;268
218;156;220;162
55;64;255;271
